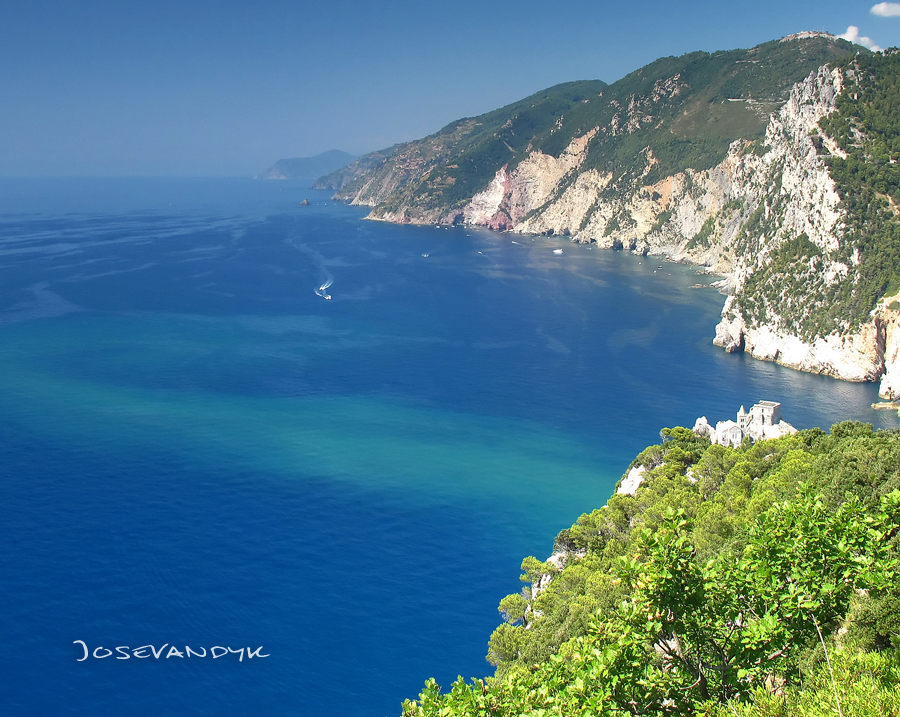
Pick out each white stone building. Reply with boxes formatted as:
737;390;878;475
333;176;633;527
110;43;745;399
693;400;797;447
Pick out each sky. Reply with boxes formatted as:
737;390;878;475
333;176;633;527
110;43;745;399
2;0;900;177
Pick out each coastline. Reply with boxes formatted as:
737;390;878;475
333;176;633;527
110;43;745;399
330;65;900;398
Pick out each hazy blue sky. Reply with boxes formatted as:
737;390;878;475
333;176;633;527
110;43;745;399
2;0;899;176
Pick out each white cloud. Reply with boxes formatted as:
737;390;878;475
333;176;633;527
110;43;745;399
838;25;883;51
871;2;900;17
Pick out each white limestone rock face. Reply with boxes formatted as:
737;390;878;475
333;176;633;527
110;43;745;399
704;67;884;385
462;64;893;390
870;302;900;399
617;465;646;496
692;416;713;439
727;321;883;382
464;65;847;267
517;169;612;237
463;166;510;226
463;129;598;231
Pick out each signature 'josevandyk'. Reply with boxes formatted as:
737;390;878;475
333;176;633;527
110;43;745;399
74;641;269;661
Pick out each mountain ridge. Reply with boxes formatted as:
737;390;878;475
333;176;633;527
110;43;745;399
256;149;356;183
317;35;852;217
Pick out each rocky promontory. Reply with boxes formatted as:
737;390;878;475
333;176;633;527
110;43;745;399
257;150;356;183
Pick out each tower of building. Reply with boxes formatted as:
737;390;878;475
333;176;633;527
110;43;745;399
737;405;748;431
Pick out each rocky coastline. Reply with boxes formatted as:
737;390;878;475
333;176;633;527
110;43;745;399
322;40;900;398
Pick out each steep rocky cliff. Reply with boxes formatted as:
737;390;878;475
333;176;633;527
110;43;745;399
319;35;900;396
314;80;609;216
475;53;900;397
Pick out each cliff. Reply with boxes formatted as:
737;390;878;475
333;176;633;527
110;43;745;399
491;54;900;398
313;80;609;212
320;36;900;397
325;35;853;220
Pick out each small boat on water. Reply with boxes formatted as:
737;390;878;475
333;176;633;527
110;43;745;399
422;253;429;258
553;249;564;255
315;280;333;300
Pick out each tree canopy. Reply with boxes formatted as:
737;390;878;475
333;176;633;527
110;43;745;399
400;422;900;716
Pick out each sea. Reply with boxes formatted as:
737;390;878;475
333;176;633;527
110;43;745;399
1;177;895;716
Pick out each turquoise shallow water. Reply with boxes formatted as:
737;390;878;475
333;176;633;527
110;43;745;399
0;178;895;716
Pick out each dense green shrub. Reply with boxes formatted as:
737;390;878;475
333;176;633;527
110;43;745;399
401;423;900;716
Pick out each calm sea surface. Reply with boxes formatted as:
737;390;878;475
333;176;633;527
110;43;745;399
1;177;895;716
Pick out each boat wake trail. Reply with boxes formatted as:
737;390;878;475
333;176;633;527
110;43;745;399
288;236;335;300
315;276;333;300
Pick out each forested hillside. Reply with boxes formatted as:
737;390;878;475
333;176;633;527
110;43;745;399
401;423;900;716
314;80;608;212
317;35;854;221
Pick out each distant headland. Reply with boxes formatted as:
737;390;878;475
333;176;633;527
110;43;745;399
255;150;356;184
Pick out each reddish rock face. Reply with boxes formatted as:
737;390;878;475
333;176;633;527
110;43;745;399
487;212;512;231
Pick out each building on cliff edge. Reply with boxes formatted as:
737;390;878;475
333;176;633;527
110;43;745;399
692;400;797;447
617;401;798;498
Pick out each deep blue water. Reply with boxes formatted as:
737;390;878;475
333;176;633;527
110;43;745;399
0;177;896;716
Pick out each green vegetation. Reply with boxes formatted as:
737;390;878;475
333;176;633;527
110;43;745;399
401;422;900;716
603;214;622;237
326;80;607;215
735;49;900;341
573;38;853;191
814;49;900;334
560;37;856;190
686;216;716;249
649;209;672;234
329;36;857;222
